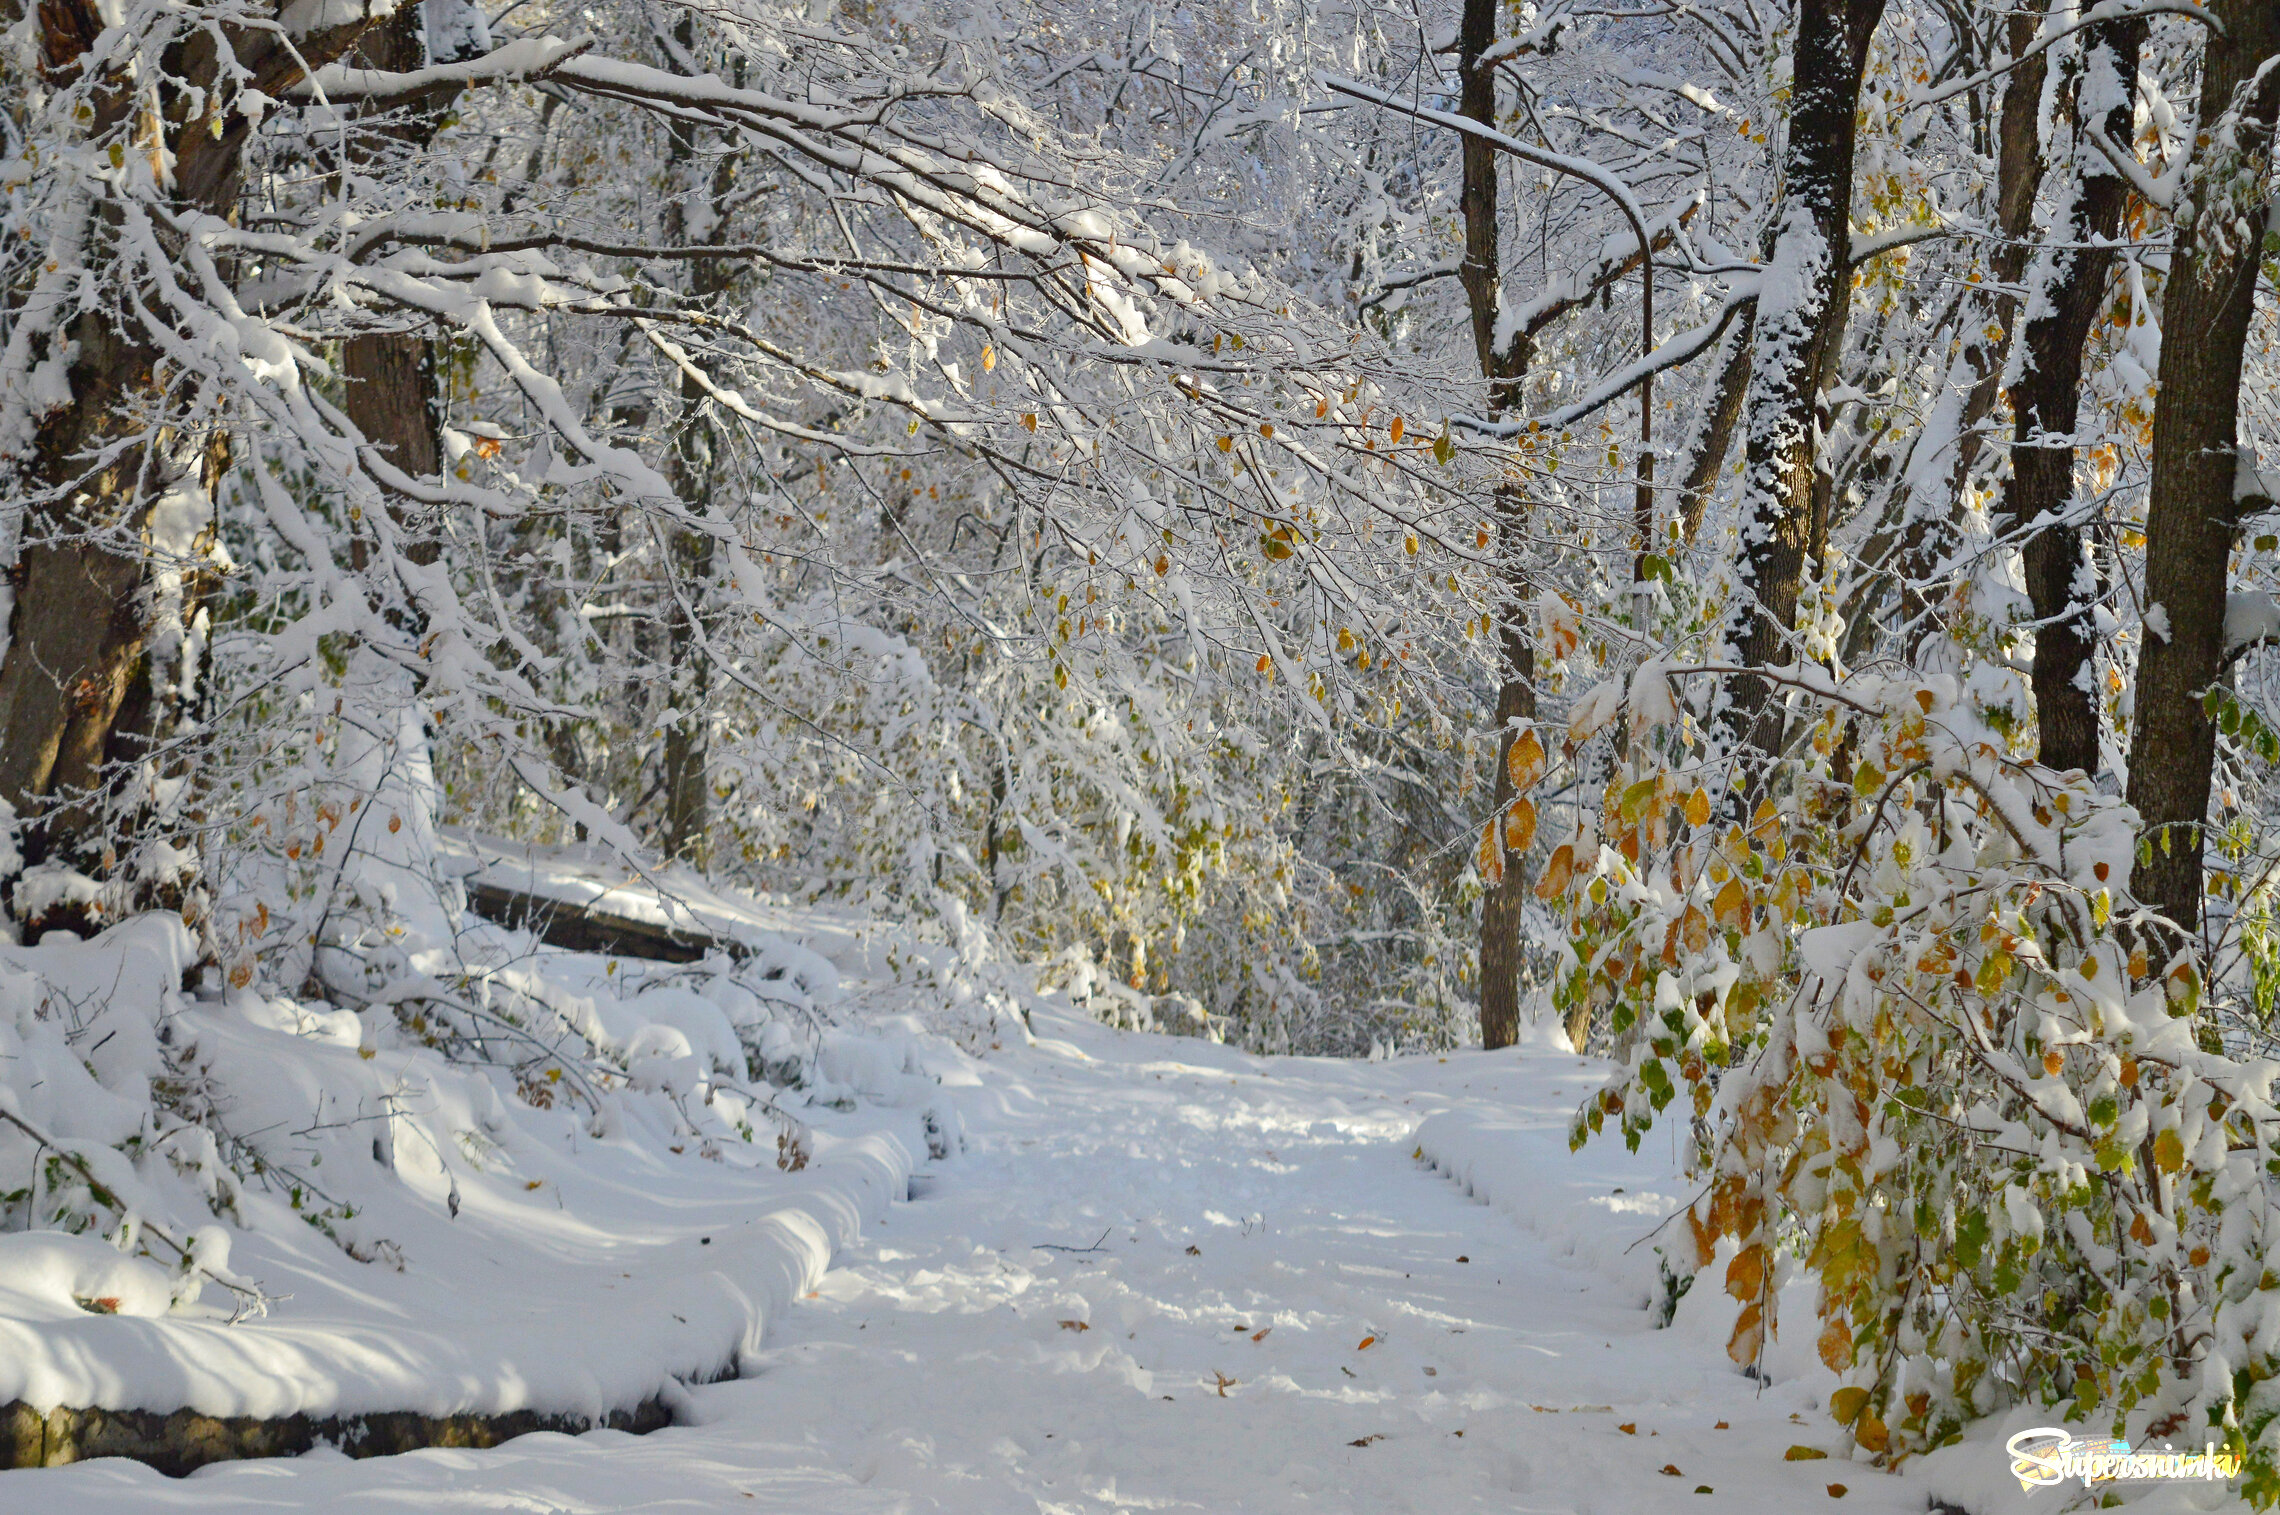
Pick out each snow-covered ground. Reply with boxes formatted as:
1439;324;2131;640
4;999;2142;1515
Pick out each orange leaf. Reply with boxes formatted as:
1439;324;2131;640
1535;843;1575;901
1684;786;1711;828
1478;818;1505;887
1507;729;1545;791
1816;1317;1852;1373
1021;413;1038;431
1502;798;1538;855
1726;1300;1763;1366
1390;417;1405;443
1725;1243;1763;1302
1356;1335;1377;1351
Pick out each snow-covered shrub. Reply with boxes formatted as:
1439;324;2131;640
1537;671;2280;1497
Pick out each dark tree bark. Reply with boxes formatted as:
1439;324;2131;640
343;4;459;581
1891;3;2049;650
1723;0;1886;763
1458;0;1535;1051
1677;306;1755;545
2126;0;2280;945
0;1;381;929
1997;18;2146;777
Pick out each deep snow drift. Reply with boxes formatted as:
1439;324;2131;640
6;979;2232;1512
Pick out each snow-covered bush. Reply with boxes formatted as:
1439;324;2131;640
1539;668;2280;1496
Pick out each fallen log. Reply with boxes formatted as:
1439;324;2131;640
463;878;736;963
1;1393;673;1475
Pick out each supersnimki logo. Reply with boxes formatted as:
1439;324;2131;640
2005;1427;2243;1491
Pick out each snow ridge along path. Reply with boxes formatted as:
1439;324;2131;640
10;1007;2012;1513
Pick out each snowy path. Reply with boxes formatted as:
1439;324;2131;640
13;1011;1932;1514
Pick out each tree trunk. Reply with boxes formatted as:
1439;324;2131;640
0;1;380;931
2126;0;2280;944
1998;18;2145;777
1723;0;1886;763
657;19;736;867
1677;306;1755;545
1458;0;1536;1051
1893;3;2048;651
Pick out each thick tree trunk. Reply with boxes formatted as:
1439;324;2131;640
0;1;380;930
1723;0;1886;764
1998;19;2145;777
2126;0;2280;944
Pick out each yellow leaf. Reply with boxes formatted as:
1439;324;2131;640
1853;1416;1888;1454
1830;1386;1871;1425
1724;1243;1763;1301
1712;876;1750;930
1021;413;1038;432
1784;1446;1829;1461
1684;787;1711;828
1818;1320;1853;1373
981;345;996;371
1619;777;1660;827
2154;1128;2185;1173
1390;417;1405;443
1503;798;1537;855
1218;435;1234;452
1535;843;1575;900
1478;818;1505;886
1725;1300;1763;1365
1507;730;1545;791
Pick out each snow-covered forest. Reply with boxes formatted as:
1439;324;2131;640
2;0;2279;1505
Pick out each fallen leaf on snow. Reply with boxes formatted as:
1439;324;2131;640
1349;1434;1384;1447
1784;1446;1828;1461
1714;1421;1729;1430
1185;1245;1201;1256
1659;1464;1683;1476
1356;1335;1377;1350
1252;1327;1271;1342
1058;1319;1090;1332
1827;1485;1848;1499
1213;1372;1238;1397
1618;1423;1637;1435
